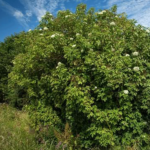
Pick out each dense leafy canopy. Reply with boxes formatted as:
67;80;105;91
1;3;150;149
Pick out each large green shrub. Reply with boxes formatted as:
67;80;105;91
0;32;30;103
8;4;150;149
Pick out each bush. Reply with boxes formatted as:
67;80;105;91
25;101;62;146
0;32;30;103
8;4;150;149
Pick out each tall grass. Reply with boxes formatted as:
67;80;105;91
0;103;55;150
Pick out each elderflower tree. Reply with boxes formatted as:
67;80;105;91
8;4;150;149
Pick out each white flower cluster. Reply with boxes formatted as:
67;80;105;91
125;54;130;56
133;67;139;72
110;22;116;26
56;62;62;69
49;13;53;16
43;27;48;30
40;34;43;36
28;29;32;32
58;62;62;66
51;34;55;38
124;90;129;94
95;86;97;89
132;51;139;56
65;15;71;18
76;33;80;36
72;45;76;48
70;38;73;40
81;49;84;53
97;10;106;15
146;29;150;33
39;28;42;31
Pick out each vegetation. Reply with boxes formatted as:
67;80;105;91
0;3;150;149
0;103;55;150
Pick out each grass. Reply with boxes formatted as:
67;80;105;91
0;103;55;150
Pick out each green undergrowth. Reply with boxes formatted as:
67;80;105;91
0;103;149;150
0;103;55;150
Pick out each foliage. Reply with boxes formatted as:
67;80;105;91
7;3;150;149
25;101;62;146
0;32;29;103
54;122;80;150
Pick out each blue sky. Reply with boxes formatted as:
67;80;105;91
0;0;150;42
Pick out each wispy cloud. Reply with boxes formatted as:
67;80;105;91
20;0;88;22
102;0;150;27
14;10;24;18
20;0;68;21
0;0;29;28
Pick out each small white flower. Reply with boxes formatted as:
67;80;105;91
142;135;146;138
28;29;32;32
41;15;45;18
65;15;70;18
124;90;129;94
43;27;48;30
51;34;55;38
49;13;53;16
132;51;139;56
92;68;96;71
76;33;80;36
70;38;73;40
40;34;43;36
133;67;139;72
95;86;97;89
58;62;62;66
97;10;106;15
81;49;84;53
39;28;42;31
56;66;58;69
115;16;118;18
125;54;130;56
110;22;115;26
128;68;131;70
146;29;150;33
72;45;76;48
